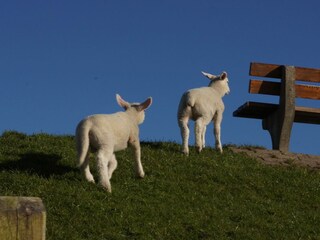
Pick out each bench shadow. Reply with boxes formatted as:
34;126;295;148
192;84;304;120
0;152;76;178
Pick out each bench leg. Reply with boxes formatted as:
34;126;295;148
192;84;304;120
262;65;295;152
262;110;293;152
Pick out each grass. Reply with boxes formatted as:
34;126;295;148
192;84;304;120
0;131;319;239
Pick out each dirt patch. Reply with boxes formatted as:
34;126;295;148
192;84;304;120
229;147;320;171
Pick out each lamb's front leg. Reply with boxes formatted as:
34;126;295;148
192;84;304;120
130;140;145;178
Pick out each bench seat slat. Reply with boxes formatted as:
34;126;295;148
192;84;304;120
233;101;320;124
233;102;278;119
295;106;320;124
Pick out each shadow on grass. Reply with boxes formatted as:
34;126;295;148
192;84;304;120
0;152;77;178
141;141;181;152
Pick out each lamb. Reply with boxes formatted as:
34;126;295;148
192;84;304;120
177;71;230;155
75;94;152;192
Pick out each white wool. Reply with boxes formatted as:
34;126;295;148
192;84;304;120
177;71;230;155
75;94;152;193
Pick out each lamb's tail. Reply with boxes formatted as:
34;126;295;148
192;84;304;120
177;91;194;120
75;120;91;168
186;93;195;107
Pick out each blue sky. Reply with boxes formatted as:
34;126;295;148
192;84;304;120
1;0;319;154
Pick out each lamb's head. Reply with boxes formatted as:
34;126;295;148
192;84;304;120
116;94;152;124
202;71;230;96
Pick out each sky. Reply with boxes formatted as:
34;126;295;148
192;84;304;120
0;0;319;155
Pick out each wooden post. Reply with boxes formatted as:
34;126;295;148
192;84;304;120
262;65;296;152
0;196;46;240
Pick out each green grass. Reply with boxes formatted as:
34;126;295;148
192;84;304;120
0;131;319;239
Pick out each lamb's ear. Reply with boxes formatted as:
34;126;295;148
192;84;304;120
220;72;227;80
138;97;152;111
201;71;217;80
116;94;130;109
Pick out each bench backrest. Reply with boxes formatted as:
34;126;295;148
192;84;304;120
249;62;320;100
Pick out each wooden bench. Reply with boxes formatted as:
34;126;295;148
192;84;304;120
233;62;320;152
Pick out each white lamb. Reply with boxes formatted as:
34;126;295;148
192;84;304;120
177;71;230;155
75;94;152;192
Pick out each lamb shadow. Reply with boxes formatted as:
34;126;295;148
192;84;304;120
0;152;76;178
141;141;181;153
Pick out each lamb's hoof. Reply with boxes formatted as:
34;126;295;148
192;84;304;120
100;182;112;193
196;146;202;153
181;149;189;156
102;186;112;193
86;177;95;183
215;145;223;154
137;171;145;178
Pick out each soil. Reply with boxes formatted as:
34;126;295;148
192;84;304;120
229;147;320;171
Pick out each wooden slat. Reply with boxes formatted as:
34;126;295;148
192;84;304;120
233;101;320;124
295;67;320;83
295;106;320;124
250;62;320;83
249;80;320;100
233;101;278;119
250;62;282;78
249;80;280;96
295;84;320;100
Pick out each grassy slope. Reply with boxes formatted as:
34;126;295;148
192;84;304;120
0;131;319;240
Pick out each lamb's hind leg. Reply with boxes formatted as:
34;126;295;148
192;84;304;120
81;153;95;183
130;140;145;178
108;154;118;180
178;117;190;155
213;113;223;153
202;125;206;149
195;118;204;153
96;149;113;192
